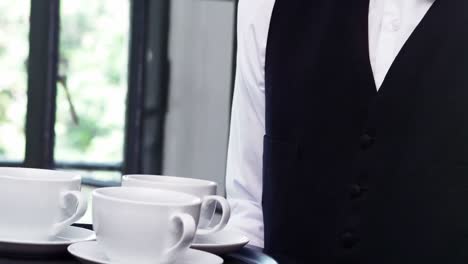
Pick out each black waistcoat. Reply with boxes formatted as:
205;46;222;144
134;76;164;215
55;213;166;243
263;0;468;263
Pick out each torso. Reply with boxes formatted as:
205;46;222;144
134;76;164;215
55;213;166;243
263;0;468;262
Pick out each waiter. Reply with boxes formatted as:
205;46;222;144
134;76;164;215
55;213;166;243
226;0;468;263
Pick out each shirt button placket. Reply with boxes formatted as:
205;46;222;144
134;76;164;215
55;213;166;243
373;2;401;88
389;18;401;32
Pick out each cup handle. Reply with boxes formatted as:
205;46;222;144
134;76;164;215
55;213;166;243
51;191;88;237
166;213;196;255
196;195;231;236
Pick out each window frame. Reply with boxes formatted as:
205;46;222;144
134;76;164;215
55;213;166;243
0;0;238;187
0;0;170;186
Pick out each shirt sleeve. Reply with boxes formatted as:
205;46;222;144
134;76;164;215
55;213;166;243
225;0;275;249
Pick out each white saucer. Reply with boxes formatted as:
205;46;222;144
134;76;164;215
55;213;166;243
191;230;249;255
68;241;224;264
0;226;96;258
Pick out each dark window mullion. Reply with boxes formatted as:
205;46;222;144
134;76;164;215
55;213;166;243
124;0;171;175
24;0;60;169
123;0;149;174
142;0;170;175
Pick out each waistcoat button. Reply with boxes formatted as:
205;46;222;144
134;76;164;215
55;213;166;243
350;184;364;199
341;231;358;249
360;133;375;150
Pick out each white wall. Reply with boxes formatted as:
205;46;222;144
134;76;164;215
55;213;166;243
163;0;235;195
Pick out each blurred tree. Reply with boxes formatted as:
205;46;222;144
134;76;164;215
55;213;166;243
55;0;129;163
0;1;29;160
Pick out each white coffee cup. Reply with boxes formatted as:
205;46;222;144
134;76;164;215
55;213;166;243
122;175;231;235
0;167;87;241
93;187;201;264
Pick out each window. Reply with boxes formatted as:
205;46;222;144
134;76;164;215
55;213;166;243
55;0;130;183
0;0;170;187
0;0;238;194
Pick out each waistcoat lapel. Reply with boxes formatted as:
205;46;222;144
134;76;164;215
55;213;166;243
376;0;447;96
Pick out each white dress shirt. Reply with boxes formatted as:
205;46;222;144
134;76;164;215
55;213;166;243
226;0;436;248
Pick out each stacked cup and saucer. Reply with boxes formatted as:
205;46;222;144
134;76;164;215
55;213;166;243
0;167;95;258
68;175;249;264
122;175;250;254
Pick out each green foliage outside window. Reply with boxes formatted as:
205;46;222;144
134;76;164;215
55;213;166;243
0;0;129;168
0;1;29;160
